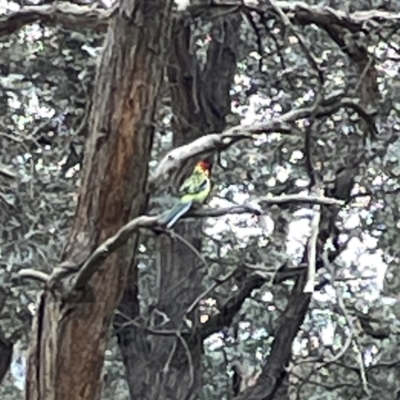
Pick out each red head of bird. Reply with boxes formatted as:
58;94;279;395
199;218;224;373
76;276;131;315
195;160;211;175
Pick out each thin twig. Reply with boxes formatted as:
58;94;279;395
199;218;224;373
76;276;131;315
324;246;370;395
162;339;178;375
177;331;194;400
257;194;343;206
185;267;239;315
170;230;209;273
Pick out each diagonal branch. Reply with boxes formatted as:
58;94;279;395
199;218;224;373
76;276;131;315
0;164;17;179
197;273;266;341
234;276;312;400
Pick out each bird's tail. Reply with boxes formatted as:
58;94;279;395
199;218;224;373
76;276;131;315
160;201;193;229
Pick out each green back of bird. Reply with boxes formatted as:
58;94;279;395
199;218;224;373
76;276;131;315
179;169;211;204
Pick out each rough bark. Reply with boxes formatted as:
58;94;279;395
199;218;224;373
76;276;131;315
116;13;242;400
25;1;173;400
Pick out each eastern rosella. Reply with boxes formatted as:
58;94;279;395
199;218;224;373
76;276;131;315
160;160;211;229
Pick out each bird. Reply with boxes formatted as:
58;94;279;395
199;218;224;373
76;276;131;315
159;160;212;229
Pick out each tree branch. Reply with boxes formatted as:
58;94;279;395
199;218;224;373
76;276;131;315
19;269;51;284
69;197;342;291
198;273;267;341
5;1;400;43
19;195;342;289
149;97;376;188
234;276;312;400
0;164;17;179
275;2;400;31
257;194;343;207
0;2;112;37
194;1;400;31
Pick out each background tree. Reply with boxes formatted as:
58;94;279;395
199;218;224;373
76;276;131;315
1;1;400;400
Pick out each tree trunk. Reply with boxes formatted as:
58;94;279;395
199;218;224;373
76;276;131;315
25;1;173;400
116;13;242;400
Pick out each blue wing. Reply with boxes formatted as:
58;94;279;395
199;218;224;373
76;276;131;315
165;201;193;229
